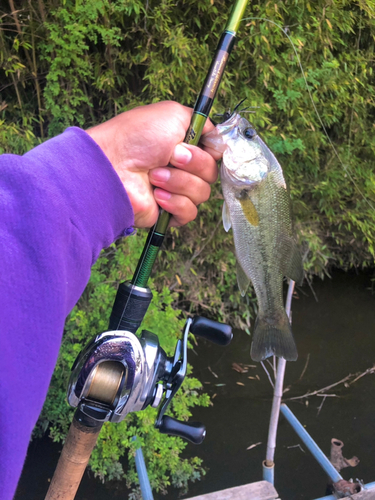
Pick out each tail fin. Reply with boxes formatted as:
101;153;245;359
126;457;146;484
250;312;298;362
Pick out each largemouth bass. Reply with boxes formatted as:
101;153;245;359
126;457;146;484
202;112;303;361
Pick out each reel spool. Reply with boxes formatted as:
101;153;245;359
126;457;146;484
85;361;124;405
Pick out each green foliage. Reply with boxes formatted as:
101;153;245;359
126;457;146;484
2;0;375;494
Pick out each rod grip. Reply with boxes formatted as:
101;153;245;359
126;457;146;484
45;413;102;500
108;281;153;333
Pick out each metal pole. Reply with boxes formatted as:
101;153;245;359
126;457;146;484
280;404;343;483
314;482;375;500
263;280;294;482
133;438;154;500
262;460;275;485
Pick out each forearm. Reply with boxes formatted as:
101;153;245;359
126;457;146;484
0;127;134;499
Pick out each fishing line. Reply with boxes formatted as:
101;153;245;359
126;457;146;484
241;16;375;211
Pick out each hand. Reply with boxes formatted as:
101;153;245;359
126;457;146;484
86;101;221;228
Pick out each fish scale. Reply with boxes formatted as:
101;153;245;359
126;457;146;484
202;113;303;361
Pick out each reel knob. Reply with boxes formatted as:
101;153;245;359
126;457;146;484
153;316;233;444
190;316;233;346
157;416;206;445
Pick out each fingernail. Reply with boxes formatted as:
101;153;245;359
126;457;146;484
154;188;171;201
151;168;171;182
173;143;192;164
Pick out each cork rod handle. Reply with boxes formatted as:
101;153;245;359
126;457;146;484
45;416;103;500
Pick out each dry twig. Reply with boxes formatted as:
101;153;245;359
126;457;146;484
286;365;375;401
246;442;262;450
208;366;218;378
317;395;327;416
260;361;275;388
350;366;375;385
286;374;353;400
287;444;305;453
299;353;310;381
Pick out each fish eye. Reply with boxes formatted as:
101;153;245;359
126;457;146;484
243;127;257;139
242;127;257;139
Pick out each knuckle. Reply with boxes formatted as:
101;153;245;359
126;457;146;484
179;202;197;225
201;184;211;203
195;152;218;183
163;100;187;115
188;204;198;222
210;164;219;183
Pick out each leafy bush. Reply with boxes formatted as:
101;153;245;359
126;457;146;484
2;0;375;494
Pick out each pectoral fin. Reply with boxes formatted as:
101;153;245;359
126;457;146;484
279;235;304;285
236;260;250;297
238;192;259;226
222;201;232;232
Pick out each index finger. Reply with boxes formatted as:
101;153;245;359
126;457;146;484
197;116;223;161
200;144;222;162
202;116;216;136
179;111;222;162
173;105;222;163
169;142;218;184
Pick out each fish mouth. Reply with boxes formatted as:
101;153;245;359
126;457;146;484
202;113;242;150
201;129;228;153
216;113;243;138
222;149;269;185
222;161;262;186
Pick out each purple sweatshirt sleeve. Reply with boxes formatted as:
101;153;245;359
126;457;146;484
0;127;134;499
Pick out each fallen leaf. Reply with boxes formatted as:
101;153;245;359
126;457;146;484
232;362;248;374
247;442;262;450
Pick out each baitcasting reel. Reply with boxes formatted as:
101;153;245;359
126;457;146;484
67;288;232;444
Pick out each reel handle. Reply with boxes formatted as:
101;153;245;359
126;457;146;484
158;416;206;445
191;316;233;346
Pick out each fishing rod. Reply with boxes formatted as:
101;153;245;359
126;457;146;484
45;1;248;499
108;0;249;333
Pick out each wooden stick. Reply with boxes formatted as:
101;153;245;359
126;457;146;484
45;413;103;500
